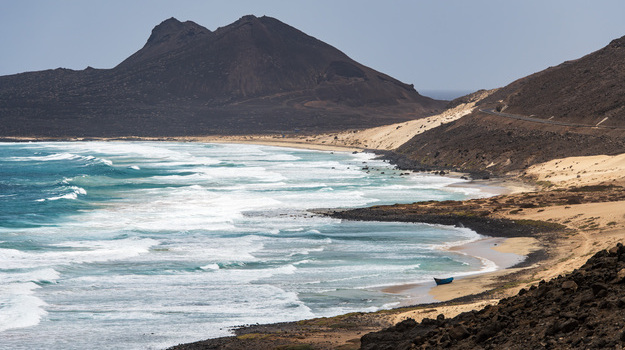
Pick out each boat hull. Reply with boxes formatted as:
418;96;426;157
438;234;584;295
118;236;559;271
434;277;454;285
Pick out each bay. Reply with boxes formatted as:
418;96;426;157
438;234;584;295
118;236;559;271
0;141;491;349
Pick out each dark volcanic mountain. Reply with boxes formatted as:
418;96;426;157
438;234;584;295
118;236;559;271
393;35;625;175
0;16;445;138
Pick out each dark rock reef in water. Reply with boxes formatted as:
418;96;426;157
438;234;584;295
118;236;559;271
0;16;445;138
393;35;625;175
361;243;625;350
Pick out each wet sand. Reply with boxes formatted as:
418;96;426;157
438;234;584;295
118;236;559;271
380;236;538;306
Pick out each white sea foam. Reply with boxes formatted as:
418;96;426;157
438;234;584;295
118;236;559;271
200;263;220;270
0;268;59;331
72;187;284;232
288;247;325;257
0;238;158;269
0;268;60;284
167;235;265;262
99;158;113;166
11;152;80;162
293;259;312;266
10;152;114;168
37;186;86;202
0;282;48;332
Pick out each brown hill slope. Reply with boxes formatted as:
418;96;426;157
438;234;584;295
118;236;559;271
393;35;625;175
0;16;444;138
484;35;625;128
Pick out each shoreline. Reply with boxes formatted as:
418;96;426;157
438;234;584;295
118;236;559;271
428;236;540;302
4;137;624;349
0;135;367;153
165;141;563;349
172;184;625;349
3;136;548;346
380;235;533;306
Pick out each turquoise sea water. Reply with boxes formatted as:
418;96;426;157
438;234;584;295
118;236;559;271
0;142;493;349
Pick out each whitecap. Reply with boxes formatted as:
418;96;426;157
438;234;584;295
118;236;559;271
38;186;86;201
200;263;220;271
0;238;159;270
0;268;60;284
0;282;48;332
10;152;79;162
288;247;325;257
98;158;113;166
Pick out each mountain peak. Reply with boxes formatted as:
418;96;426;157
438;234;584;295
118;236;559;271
117;17;211;67
609;34;625;48
239;14;260;22
146;17;210;47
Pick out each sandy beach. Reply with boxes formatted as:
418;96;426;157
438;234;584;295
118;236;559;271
380;236;534;304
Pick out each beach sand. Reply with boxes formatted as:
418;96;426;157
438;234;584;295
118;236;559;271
526;153;625;187
380;236;537;305
429;237;539;300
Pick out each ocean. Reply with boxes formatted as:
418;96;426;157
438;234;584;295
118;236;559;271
1;141;495;349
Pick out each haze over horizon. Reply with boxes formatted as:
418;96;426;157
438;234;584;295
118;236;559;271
1;0;624;97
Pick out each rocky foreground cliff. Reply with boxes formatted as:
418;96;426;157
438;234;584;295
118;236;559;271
0;16;444;138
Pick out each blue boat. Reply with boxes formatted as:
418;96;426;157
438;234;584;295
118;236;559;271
434;277;454;285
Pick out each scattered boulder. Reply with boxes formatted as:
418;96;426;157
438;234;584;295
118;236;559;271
448;325;470;340
615;268;625;283
561;280;578;293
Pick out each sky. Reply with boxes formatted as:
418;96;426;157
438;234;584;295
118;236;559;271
1;0;625;97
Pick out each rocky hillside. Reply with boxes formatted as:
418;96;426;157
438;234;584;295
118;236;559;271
392;35;625;175
361;243;625;349
483;36;625;128
0;16;445;138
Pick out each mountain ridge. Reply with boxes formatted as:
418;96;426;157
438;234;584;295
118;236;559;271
0;15;445;137
391;34;625;175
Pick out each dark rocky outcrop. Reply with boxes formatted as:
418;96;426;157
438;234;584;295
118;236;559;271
330;185;625;238
361;243;625;349
0;16;445;138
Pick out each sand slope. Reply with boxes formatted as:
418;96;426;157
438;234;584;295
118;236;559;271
302;90;495;150
191;90;495;152
526;153;625;187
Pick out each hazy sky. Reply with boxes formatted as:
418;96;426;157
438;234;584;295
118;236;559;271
1;0;624;95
